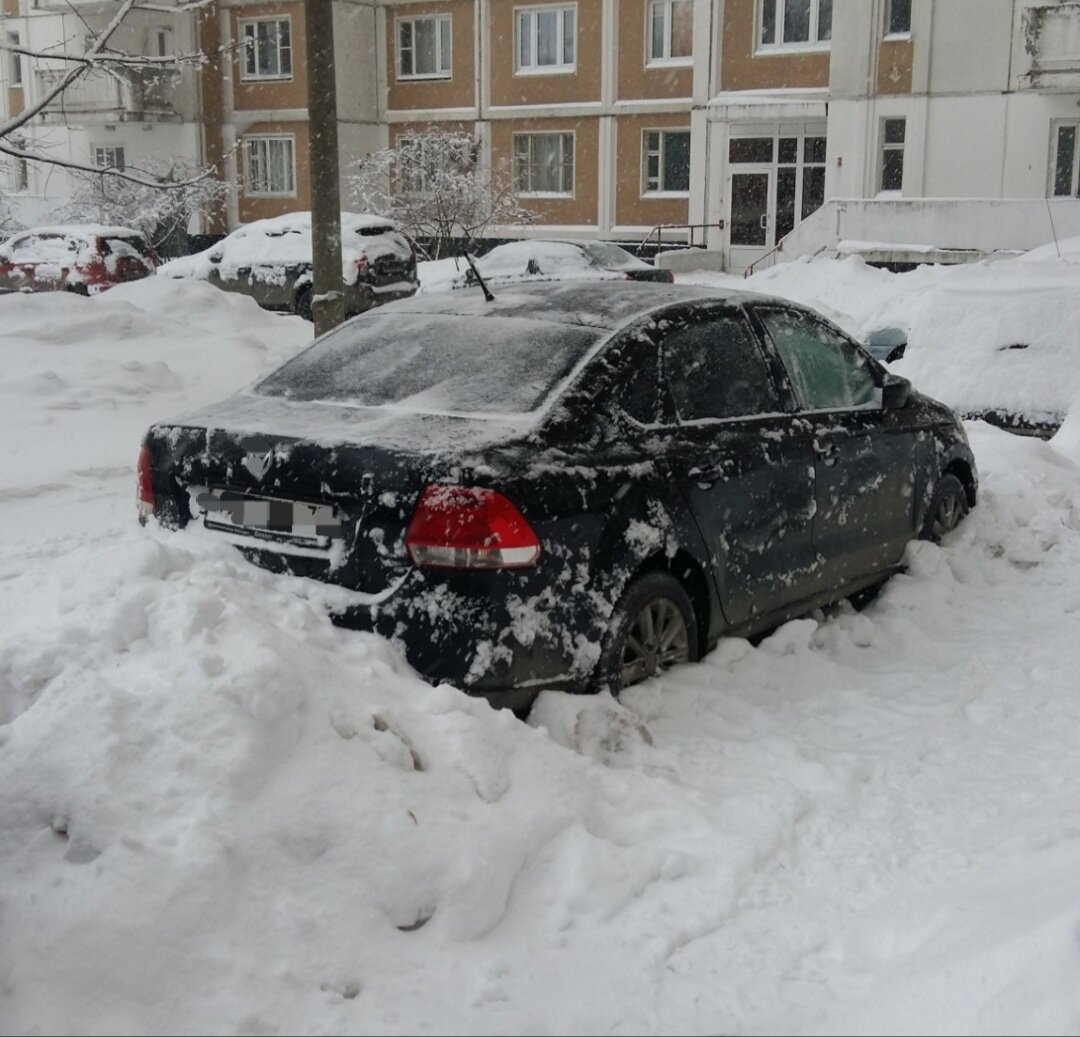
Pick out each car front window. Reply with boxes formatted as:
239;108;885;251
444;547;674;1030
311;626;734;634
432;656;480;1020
758;309;880;412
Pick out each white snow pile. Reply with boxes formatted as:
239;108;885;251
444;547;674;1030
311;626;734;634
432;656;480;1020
3;276;1080;1034
681;251;1080;429
0;277;308;541
159;212;411;287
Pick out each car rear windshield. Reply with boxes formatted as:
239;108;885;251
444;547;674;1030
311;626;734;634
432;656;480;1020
255;312;605;415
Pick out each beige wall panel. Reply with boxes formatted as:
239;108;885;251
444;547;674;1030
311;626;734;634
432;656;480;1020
617;0;693;101
876;38;913;95
238;120;311;222
2;0;18;17
490;116;599;225
231;1;309;113
490;0;603;106
615;111;690;227
386;0;476;111
6;87;23;118
720;0;829;91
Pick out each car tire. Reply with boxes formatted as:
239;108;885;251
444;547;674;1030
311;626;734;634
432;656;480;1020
294;285;313;322
596;571;699;695
921;472;969;542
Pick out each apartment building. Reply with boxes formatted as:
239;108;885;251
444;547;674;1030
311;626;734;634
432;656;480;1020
0;0;204;227
4;1;1080;271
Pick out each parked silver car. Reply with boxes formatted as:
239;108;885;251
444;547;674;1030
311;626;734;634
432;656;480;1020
159;212;418;320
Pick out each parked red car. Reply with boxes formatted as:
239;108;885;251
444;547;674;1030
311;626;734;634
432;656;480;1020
0;225;158;295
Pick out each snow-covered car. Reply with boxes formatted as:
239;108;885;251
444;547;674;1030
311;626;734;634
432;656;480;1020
139;281;976;714
890;258;1080;438
0;225;157;295
453;239;673;290
158;212;418;320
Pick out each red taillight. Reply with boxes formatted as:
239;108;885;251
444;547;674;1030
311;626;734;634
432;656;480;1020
137;445;154;520
405;485;541;570
355;255;369;275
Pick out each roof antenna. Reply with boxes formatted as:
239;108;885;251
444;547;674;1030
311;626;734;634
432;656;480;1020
462;250;495;302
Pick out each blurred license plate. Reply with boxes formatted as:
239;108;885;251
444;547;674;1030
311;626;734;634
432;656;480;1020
198;488;342;544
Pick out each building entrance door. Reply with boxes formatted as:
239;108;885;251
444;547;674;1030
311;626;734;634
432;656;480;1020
725;125;828;275
729;169;773;273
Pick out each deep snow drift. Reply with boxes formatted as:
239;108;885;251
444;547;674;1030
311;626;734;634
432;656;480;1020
2;273;1080;1035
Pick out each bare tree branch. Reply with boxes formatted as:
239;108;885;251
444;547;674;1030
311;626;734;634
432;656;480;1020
0;0;139;139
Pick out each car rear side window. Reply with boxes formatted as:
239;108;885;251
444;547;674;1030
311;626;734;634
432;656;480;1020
255;312;604;416
662;312;782;421
758;308;879;412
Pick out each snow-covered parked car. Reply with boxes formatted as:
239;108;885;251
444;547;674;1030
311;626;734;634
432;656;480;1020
889;256;1080;438
158;212;418;320
138;281;976;713
0;225;157;295
451;239;673;290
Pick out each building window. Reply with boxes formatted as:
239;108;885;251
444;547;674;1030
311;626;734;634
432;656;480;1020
93;146;126;171
759;0;832;49
156;28;171;58
648;0;693;64
1052;122;1080;197
397;15;451;79
886;0;911;36
513;132;574;195
643;130;691;194
241;18;292;81
879;118;905;193
7;31;22;87
245;136;296;196
516;5;576;74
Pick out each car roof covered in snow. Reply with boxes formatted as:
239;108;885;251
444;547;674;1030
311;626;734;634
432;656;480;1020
8;224;147;241
379;279;773;330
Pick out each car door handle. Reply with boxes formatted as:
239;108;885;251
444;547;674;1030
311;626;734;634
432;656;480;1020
814;442;840;466
688;465;727;486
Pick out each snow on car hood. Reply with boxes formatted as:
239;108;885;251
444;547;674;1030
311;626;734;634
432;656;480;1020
442;240;650;290
158;212;411;286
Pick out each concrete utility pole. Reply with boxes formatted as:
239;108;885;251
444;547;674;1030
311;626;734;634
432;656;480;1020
305;0;345;336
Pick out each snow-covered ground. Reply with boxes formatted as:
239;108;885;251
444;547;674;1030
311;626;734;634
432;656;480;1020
2;266;1080;1035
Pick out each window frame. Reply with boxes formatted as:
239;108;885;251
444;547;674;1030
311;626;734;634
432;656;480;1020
646;0;694;67
239;16;293;82
396;14;453;81
244;135;297;198
757;0;833;54
7;31;22;87
93;145;126;172
878;116;906;194
515;3;577;76
1050;120;1080;198
642;129;692;197
884;0;912;38
513;131;575;197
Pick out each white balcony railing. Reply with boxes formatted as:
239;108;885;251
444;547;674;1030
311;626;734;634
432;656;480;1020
35;66;179;120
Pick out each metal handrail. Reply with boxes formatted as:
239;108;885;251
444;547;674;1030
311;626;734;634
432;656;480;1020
638;222;722;258
743;234;830;278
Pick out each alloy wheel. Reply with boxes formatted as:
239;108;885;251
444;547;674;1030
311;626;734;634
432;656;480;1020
620;596;690;688
932;492;965;540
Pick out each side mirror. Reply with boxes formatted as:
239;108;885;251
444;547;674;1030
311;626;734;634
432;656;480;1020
882;372;912;411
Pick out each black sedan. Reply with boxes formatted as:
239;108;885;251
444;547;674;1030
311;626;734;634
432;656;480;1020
138;283;977;713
